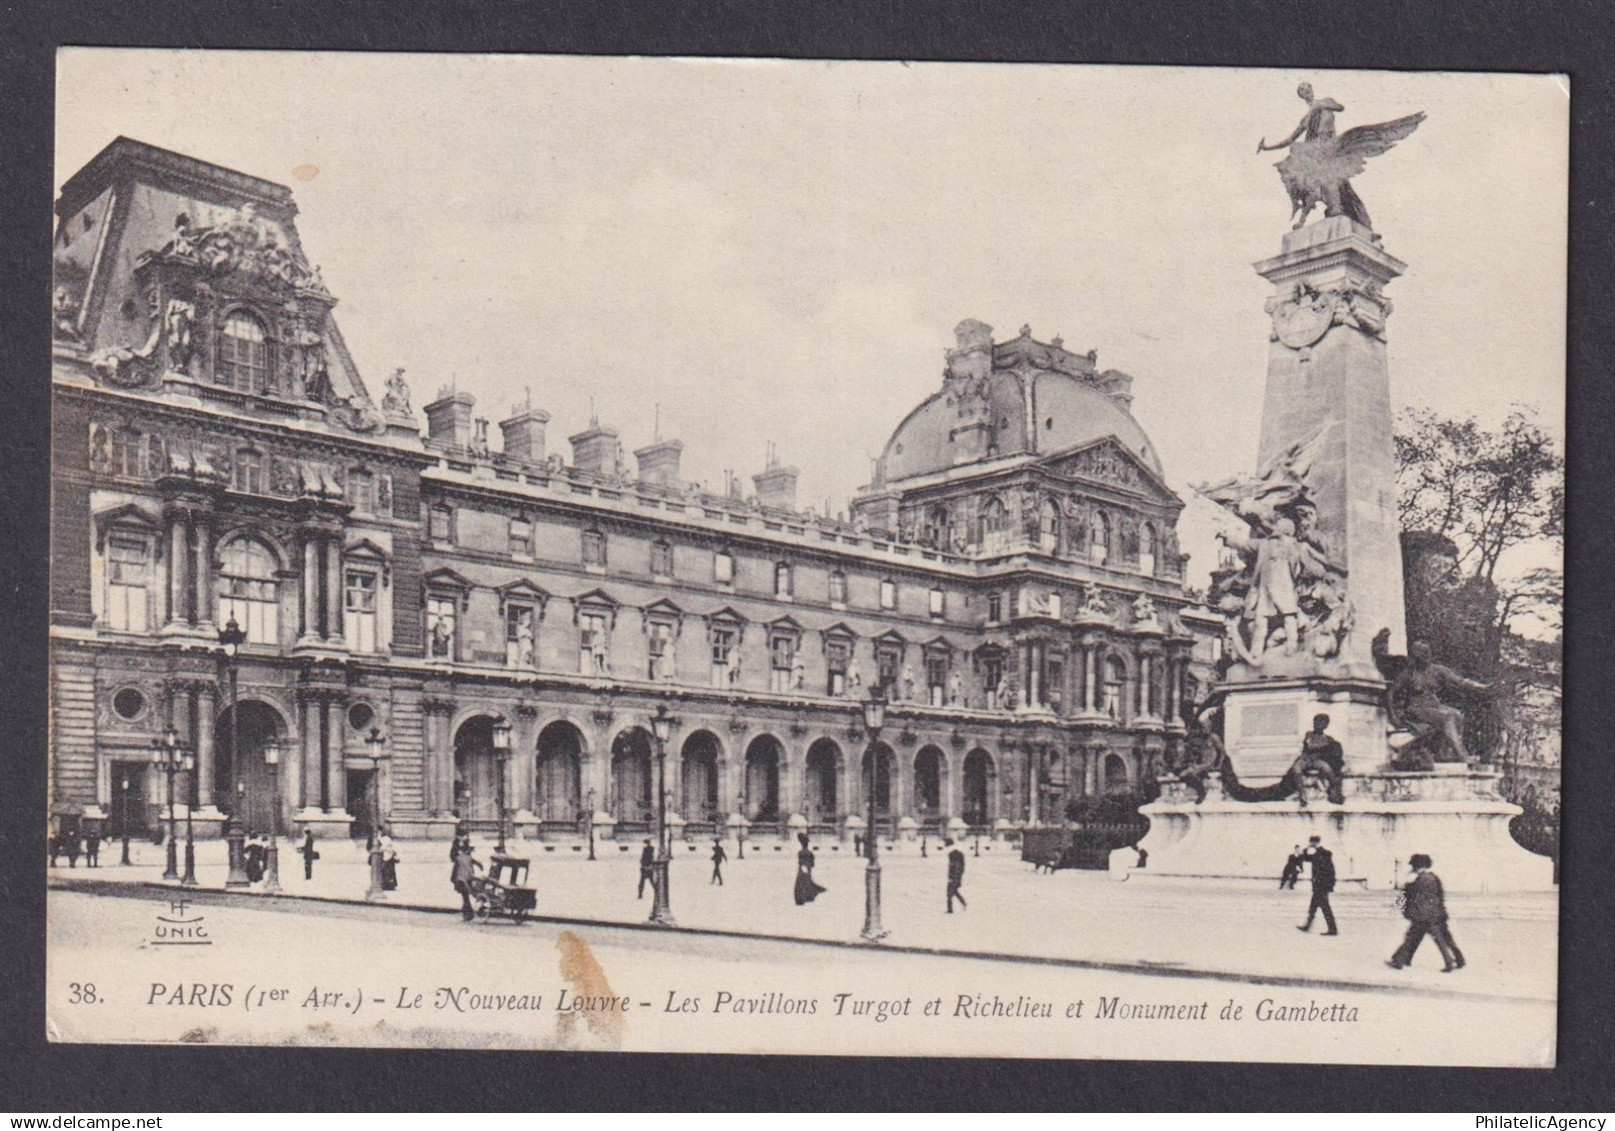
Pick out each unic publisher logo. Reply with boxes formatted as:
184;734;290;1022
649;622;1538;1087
152;899;210;946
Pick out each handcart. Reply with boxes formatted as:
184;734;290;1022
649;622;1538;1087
468;854;537;923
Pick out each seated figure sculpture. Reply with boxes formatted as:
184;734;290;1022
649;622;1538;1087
1386;640;1495;766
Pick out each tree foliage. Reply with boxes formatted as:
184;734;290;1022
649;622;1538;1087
1395;406;1563;582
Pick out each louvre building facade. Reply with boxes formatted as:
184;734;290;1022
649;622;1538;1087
50;139;1220;844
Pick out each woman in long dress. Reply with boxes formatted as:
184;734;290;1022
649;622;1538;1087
793;833;826;905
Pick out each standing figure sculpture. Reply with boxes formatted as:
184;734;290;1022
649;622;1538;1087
1257;82;1425;232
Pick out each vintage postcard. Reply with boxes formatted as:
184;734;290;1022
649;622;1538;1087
46;51;1565;1063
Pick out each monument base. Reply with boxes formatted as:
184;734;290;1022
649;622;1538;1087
1137;769;1552;892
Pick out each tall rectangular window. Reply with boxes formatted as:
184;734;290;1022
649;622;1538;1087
1046;654;1065;712
770;634;797;693
826;638;850;697
926;652;949;707
582;529;607;569
429;506;453;543
105;533;151;632
981;653;1003;708
876;645;901;693
929;587;945;619
880;579;896;610
714;549;734;585
647;620;674;681
774;562;793;598
234;450;266;494
509;517;533;557
710;627;736;688
987;593;1002;624
426;595;457;660
829;571;847;605
343;568;379;653
349;471;376;515
579;611;610;675
1048;592;1063;620
650;541;673;578
505;604;536;667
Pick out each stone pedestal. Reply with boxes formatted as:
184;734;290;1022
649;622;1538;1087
294;807;354;840
1138;769;1552;892
1222;677;1391;783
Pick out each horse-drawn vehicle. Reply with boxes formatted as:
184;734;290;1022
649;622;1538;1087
468;855;537;923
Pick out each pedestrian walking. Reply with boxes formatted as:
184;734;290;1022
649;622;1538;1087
637;839;655;899
49;832;61;868
299;829;319;880
379;830;399;892
1279;844;1304;889
793;833;826;905
451;840;481;921
946;838;968;913
85;827;101;867
710;838;727;886
1387;854;1466;972
65;831;82;868
244;836;267;883
1297;835;1338;935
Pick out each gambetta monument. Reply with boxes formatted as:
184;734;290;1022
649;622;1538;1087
1137;84;1550;891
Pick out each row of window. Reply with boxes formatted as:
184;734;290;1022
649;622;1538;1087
430;506;947;617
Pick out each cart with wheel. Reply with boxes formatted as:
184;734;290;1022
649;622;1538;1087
468;854;537;923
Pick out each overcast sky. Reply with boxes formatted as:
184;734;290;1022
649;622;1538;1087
56;52;1567;585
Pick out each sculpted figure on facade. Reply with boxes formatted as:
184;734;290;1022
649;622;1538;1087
1131;593;1159;629
164;300;195;373
1257;82;1425;232
1384;640;1496;766
53;285;82;341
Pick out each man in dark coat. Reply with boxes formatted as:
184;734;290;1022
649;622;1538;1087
710;839;727;886
945;838;967;913
85;828;101;867
1388;853;1465;971
1297;835;1338;934
1280;845;1304;889
638;839;655;899
299;829;319;880
450;841;481;921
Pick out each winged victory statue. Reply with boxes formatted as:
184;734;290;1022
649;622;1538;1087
1257;82;1425;232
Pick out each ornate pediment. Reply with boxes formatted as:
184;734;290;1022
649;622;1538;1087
141;204;330;296
1046;437;1173;499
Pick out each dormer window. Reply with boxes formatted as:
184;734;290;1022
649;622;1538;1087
219;310;270;393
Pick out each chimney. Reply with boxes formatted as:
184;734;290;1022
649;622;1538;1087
752;443;799;511
569;420;621;477
635;438;684;487
424;388;476;450
499;405;550;466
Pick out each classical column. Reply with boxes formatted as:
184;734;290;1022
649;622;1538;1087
195;682;216;808
1087;746;1102;795
324;535;343;642
514;708;538;813
422;700;455;816
301;537;319;639
1138;655;1152;716
299;694;321;811
166;514;187;626
192;512;213;628
324;698;346;813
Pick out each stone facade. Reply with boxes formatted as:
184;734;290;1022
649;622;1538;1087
50;139;1219;845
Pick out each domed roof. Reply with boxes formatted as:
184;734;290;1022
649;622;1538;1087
876;322;1163;485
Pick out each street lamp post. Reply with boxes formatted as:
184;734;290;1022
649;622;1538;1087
151;724;186;881
861;689;888;943
181;748;197;887
649;704;677;927
119;773;131;866
492;716;512;855
585;787;597;861
735;792;746;860
263;739;283;893
364;727;390;901
218;616;250;888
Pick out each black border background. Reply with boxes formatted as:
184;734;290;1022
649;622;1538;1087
2;0;1611;1113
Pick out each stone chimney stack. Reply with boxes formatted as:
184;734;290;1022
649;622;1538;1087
569;417;622;477
424;388;477;450
499;404;551;466
752;442;799;511
635;439;684;487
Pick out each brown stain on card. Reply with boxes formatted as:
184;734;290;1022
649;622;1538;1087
555;930;626;1048
291;164;319;182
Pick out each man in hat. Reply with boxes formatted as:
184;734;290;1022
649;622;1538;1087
638;839;655;900
945;838;967;913
710;838;727;886
1297;835;1338;935
1388;853;1465;971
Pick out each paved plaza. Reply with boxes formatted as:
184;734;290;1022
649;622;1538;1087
50;833;1557;1003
